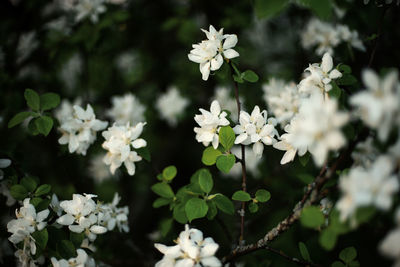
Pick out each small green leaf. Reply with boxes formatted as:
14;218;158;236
40;93;60;111
8;111;36;128
35;184;51;196
255;189;271;203
300;206;325;228
57;240;77;259
36;198;51;212
299;153;310;167
153;198;172;208
319;228;337;250
35;116;53;136
338;64;352;74
216;154;235;173
21;177;38;192
173;203;188;224
151;183;175;199
10;184;29;200
337;74;357;86
219;126;235;151
232;190;251;202
213;194;234;215
255;0;290;19
136;147;151;161
248;202;259;213
242;70;259;83
70;232;85;248
28;119;39;135
233;74;244;83
160;218;173;237
185;198;208;222
355;206;376;225
339;247;357;263
329;81;342;99
202;147;222;166
163;166;177;181
298;242;311;262
206;201;218;220
332;261;346;267
199;169;213;194
299;0;332;19
24;89;40;111
30;197;42;207
32;228;48;250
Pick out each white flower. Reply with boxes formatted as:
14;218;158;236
156;86;189;126
233;106;278;158
16;31;39;64
336;156;399;222
58;104;108;155
97;193;129;232
262;79;300;127
298;53;342;97
74;0;107;23
115;50;138;75
212;86;241;122
194;100;230;149
0;181;16;206
59;53;83;91
0;158;11;180
50;194;63;216
350;69;400;142
88;154;113;183
106;93;146;126
55;98;82;124
336;25;366;52
51;248;88;267
102;122;147;175
154;224;222;267
188;25;239;81
351;137;379;168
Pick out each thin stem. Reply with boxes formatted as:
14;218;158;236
368;6;388;68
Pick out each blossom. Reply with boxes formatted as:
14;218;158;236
336;156;399;222
154;224;221;267
194;100;230;149
351;137;379;168
188;25;239;81
212;86;241;122
106;93;146;126
350;69;400;141
298;53;342;97
233;106;278;158
0;158;11;180
74;0;107;23
97;193;129;232
156;86;189;126
262;79;300;127
59;53;83;91
51;248;88;267
102;122;147;175
57;104;108;155
88;154;113;183
16;31;39;64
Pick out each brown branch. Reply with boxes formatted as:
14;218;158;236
222;129;369;264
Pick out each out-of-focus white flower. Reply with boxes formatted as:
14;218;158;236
74;0;106;23
156;86;189;126
44;16;71;35
350;69;400;142
59;53;83;91
88;154;113;183
0;159;11;180
188;25;239;81
212;86;241;122
16;31;39;64
274;93;349;166
194;100;230;149
97;193;129;233
51;248;88;267
262;79;300;127
55;99;82;123
351;137;379;168
115;50;138;74
337;156;399;222
0;181;16;206
58;104;108;155
226;146;262;178
379;207;400;267
233;106;278;158
154;224;222;267
336;25;366;52
50;194;63;216
106;93;146;126
298;53;342;97
102;122;146;176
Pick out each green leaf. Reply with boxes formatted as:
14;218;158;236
329;81;342;99
136;147;151;162
233;74;244;83
348;261;360;267
30;197;42;207
70;232;85;248
255;189;271;203
298;242;311;262
355;206;376;225
232;190;251;202
213;194;234;215
36;198;51;212
198;169;213;194
219;126;235;151
202;147;222;166
339;247;357;263
24;89;40;111
299;153;310;167
248;202;259;213
151;183;175;199
57;240;77;259
32;229;48;250
35;184;51;196
338;64;352;74
337;74;357;86
300;206;325;228
163;166;177;181
8;111;35;128
206;201;218;220
28;119;39;135
10;185;29;200
255;0;290;19
185;198;208;222
40;93;60;111
216;154;236;174
332;261;346;267
153;197;172;208
242;70;259;83
319;228;337;250
299;0;332;19
35;116;53;136
173;203;188;224
21;177;38;192
160;218;173;237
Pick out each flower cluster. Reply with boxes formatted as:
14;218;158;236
106;93;146;126
188;25;239;81
57;102;108;155
154;224;221;267
102;122;147;175
301;18;365;56
97;193;130;233
234;106;278;158
194;100;230;149
51;248;94;267
156;86;189;127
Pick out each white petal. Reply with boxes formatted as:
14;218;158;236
223;49;239;59
90;225;108;234
321;53;333;73
57;214;75;225
223;34;238;49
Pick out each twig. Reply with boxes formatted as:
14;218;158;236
264;246;323;267
368;6;388;68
